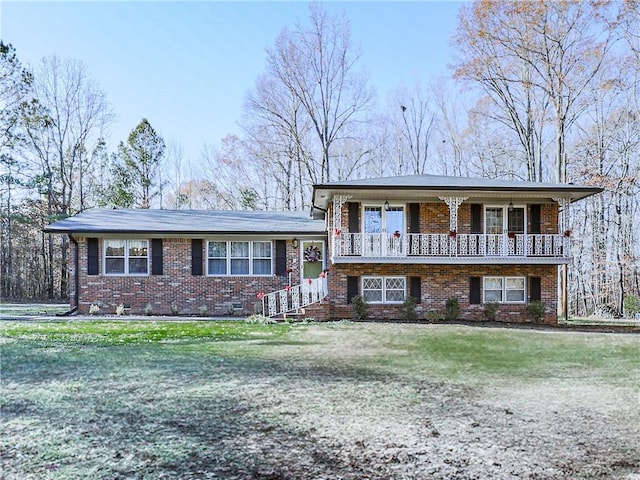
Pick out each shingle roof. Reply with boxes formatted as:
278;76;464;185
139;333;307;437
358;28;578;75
315;174;602;191
45;209;325;235
312;174;602;209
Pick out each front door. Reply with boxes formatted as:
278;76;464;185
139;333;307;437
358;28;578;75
485;206;525;255
302;240;324;279
363;205;405;256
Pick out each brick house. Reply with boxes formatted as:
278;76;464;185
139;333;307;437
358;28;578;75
46;174;601;323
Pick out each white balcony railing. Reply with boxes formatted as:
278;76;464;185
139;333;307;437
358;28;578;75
261;276;329;318
333;233;567;259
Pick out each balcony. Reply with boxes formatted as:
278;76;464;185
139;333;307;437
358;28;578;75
332;233;570;264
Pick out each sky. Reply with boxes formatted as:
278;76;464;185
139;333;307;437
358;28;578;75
1;1;463;165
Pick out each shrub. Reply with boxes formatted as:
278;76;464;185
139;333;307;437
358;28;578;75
623;295;640;318
483;302;499;321
144;303;153;316
199;304;208;316
245;314;275;324
89;304;100;315
351;295;369;321
170;304;179;315
425;310;445;323
445;297;460;321
116;304;126;316
526;301;546;323
404;296;418;321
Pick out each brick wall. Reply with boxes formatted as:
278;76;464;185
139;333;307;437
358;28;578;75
73;237;302;316
71;196;561;324
327;263;558;324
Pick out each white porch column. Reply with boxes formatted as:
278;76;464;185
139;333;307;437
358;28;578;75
552;196;571;234
332;195;352;232
552;196;571;321
331;195;352;259
438;196;469;231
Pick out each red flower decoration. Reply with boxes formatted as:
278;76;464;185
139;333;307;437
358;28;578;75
564;229;572;237
393;230;401;238
449;230;457;238
334;228;341;237
257;292;265;299
285;285;292;291
319;272;326;278
508;231;516;239
308;278;313;285
286;268;293;274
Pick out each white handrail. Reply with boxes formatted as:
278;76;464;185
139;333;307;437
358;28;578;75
260;276;329;318
334;233;567;258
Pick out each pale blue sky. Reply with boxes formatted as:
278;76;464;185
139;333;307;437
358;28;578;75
1;1;463;163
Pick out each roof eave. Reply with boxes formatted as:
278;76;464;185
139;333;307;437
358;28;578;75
312;184;603;209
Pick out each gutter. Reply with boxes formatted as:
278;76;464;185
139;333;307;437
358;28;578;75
57;233;79;316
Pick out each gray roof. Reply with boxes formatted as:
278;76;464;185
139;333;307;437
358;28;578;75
315;174;602;191
312;174;602;209
45;209;325;235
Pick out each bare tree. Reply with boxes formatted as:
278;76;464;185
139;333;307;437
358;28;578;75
388;81;436;175
255;3;374;184
453;0;616;183
21;55;113;298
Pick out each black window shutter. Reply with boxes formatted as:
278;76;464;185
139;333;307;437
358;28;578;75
348;202;360;233
408;203;420;233
347;276;359;303
530;277;542;302
469;276;481;304
191;239;203;276
470;204;482;234
87;238;99;275
275;240;287;276
530;204;541;234
151;239;163;275
410;276;422;304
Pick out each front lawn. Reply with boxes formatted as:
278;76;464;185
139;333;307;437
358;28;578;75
1;320;638;479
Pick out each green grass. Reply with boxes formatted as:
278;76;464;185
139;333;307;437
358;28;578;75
1;321;639;479
0;319;293;346
0;303;70;316
369;326;639;383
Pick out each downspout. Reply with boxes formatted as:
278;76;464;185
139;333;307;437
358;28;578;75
58;233;79;316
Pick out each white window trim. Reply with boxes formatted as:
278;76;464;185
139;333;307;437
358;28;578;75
362;275;406;304
206;240;273;277
484;204;528;234
483;276;526;304
103;239;149;276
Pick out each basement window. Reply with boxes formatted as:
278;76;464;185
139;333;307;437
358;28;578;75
483;276;525;303
362;276;406;304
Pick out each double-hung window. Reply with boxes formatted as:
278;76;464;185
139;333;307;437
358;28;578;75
362;276;406;304
483;276;525;303
104;239;149;275
207;241;272;276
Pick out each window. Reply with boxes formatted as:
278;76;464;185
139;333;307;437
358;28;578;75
104;239;149;275
362;276;406;304
252;241;272;275
483;276;525;303
506;277;525;302
207;241;272;276
230;241;249;275
207;242;227;275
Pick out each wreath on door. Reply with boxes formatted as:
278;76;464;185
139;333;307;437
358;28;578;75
304;245;322;262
